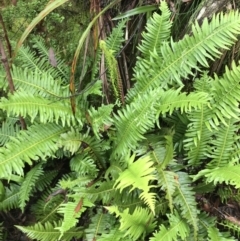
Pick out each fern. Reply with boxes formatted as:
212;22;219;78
138;0;172;58
127;9;240;101
85;209;117;240
87;104;114;139
210;62;240;126
173;172;198;239
0;183;20;211
114;154;156;213
195;166;240;188
150;212;189;241
0;123;66;177
19;163;44;211
0;118;20;145
107;206;156;240
16;221;83;241
56;197;94;238
0;90;79;126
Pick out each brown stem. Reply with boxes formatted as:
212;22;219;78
0;40;27;130
0;12;12;59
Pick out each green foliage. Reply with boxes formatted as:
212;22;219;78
1;1;240;240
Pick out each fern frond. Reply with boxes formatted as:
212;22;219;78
0;118;20;145
210;61;240;126
35;170;58;192
173;172;198;239
106;206;156;240
16;37;68;79
56;197;93;238
206;118;239;168
0;123;66;177
127;10;240;101
70;153;97;176
221;220;240;240
114;154;156;213
87;104;114;139
150;212;189;241
30;189;64;223
85;209;116;240
184;106;213;166
19;163;44;211
0;90;79;126
100;40;121;101
198;212;216;240
207;227;235;241
57;127;82;155
11;66;69;98
0;183;20;211
106;19;127;54
157;170;177;212
196;166;240;188
156;89;210;116
113;88;160;156
138;1;172;58
31;37;69;79
16;221;83;241
97;227;132;241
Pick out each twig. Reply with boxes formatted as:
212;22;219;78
0;40;27;130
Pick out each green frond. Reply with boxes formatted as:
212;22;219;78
156;89;210;116
97;227;132;241
138;1;172;58
221;220;240;240
113;88;160;156
157;170;177;212
207;227;236;241
30;190;64;223
59;175;92;190
19;163;44;211
0;123;66;178
0;90;79;126
164;111;189;151
100;40;121;101
173;172;198;239
206;118;239;168
198;212;216;240
210;62;240;126
31;37;69;79
184;106;213;166
106;19;127;54
0;183;20;211
106;206;156;240
193;72;214;92
0;118;20;145
16;37;68;80
196;166;240;188
85;180;115;203
35;170;58;192
16;221;83;241
81;136;109;168
87;104;114;139
56;197;93;238
85;209;117;240
10;66;69;98
127;10;240;101
150;212;189;241
70;153;97;176
57;128;83;155
114;154;156;213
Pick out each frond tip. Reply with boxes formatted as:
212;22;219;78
114;154;157;213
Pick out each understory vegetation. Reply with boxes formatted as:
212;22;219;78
0;0;240;240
